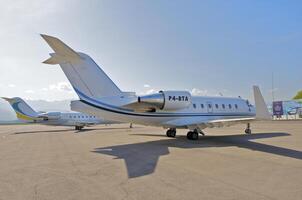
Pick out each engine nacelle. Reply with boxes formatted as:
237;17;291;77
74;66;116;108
39;112;61;120
138;91;191;111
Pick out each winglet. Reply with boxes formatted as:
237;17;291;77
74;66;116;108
41;34;81;64
253;86;271;120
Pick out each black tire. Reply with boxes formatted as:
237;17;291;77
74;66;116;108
191;132;199;140
166;130;171;137
170;130;176;137
187;131;192;139
166;129;176;137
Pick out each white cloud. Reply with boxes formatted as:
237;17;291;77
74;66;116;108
49;82;73;93
139;88;156;95
143;84;150;88
8;84;16;88
191;88;208;96
25;89;35;94
145;89;156;94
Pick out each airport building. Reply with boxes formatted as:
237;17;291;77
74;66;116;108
272;100;302;120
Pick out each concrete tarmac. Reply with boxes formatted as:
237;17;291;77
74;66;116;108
0;121;301;200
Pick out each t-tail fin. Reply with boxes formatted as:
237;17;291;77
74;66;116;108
253;86;271;120
2;97;38;121
41;34;123;99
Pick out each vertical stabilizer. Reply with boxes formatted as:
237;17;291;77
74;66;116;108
253;86;271;120
41;34;122;99
2;97;38;121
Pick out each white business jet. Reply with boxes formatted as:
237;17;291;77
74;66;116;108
3;97;115;130
41;34;271;140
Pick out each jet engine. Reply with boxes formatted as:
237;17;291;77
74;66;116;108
138;91;191;111
39;112;61;120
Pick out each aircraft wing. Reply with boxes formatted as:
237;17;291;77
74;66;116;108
163;117;255;129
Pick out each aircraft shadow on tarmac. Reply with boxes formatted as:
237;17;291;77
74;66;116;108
14;129;74;134
14;128;96;134
92;132;302;178
13;126;137;134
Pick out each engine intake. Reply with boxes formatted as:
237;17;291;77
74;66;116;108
138;91;191;111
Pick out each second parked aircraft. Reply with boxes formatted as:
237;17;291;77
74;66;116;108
3;97;116;130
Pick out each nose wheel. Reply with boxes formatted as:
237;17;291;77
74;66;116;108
245;123;252;134
166;128;176;137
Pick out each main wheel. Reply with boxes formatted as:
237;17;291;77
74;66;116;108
187;131;192;139
191;131;199;140
187;131;199;140
245;128;251;134
166;129;176;137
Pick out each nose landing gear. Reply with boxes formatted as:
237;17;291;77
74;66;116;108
245;123;252;134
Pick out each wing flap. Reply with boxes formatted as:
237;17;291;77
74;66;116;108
164;117;255;129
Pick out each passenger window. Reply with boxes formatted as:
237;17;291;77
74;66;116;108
193;104;196;109
208;104;212;108
201;104;204;109
215;104;218;109
235;104;238;109
222;104;225;109
229;104;232;109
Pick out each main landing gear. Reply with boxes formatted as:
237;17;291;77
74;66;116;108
75;126;83;131
245;123;252;134
166;128;176;137
166;128;205;140
187;129;205;140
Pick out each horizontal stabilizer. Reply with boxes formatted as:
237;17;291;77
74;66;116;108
41;34;123;98
41;34;81;63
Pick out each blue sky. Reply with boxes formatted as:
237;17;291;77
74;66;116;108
0;0;301;102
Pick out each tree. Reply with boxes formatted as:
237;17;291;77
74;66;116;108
293;90;302;100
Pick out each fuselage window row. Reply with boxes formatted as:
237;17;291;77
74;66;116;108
193;103;239;110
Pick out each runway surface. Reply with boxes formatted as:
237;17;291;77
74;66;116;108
0;121;301;200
